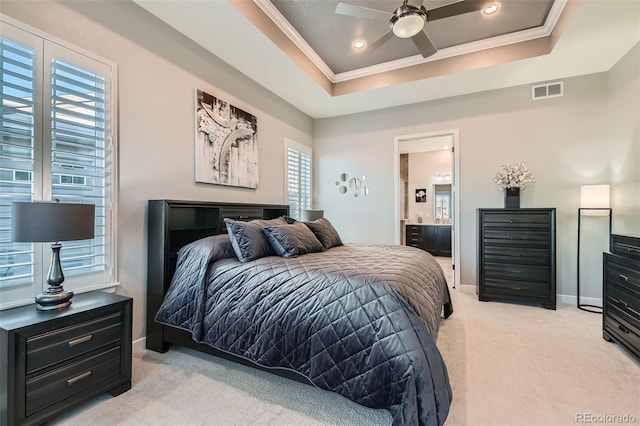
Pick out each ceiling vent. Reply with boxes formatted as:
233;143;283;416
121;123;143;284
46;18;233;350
532;81;563;100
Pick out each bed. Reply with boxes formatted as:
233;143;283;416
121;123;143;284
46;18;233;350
146;200;453;426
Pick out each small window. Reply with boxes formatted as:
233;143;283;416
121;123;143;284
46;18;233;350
285;138;312;220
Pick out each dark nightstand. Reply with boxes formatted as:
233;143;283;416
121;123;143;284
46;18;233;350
0;291;132;426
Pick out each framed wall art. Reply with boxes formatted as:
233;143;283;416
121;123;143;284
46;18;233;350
195;89;258;189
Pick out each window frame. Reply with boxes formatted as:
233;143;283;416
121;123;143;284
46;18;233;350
0;16;119;310
284;138;312;221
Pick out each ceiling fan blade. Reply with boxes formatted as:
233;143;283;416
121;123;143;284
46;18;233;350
412;31;438;58
426;0;491;21
367;30;394;52
406;0;426;7
335;2;392;21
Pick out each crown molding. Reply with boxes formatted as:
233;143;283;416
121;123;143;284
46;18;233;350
253;0;568;84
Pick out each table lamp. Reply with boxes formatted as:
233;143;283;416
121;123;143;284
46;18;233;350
11;201;95;311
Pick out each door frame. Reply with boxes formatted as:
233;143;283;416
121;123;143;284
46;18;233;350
393;129;461;288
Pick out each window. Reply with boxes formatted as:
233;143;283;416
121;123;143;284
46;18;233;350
0;19;116;309
285;138;312;220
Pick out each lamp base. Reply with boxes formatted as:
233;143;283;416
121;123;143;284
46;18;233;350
577;303;602;314
35;287;73;311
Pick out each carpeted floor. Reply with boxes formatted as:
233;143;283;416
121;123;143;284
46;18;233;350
53;259;640;426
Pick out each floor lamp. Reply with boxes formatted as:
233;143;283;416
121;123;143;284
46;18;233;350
577;185;611;313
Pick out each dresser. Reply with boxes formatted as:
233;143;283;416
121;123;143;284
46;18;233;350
0;291;132;426
477;208;556;309
603;234;640;361
405;224;452;257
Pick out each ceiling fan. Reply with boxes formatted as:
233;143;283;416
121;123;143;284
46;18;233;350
335;0;492;58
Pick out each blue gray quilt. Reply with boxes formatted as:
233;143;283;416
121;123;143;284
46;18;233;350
155;236;453;426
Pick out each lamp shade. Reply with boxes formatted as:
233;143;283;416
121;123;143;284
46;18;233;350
300;209;324;221
11;202;95;242
580;185;610;217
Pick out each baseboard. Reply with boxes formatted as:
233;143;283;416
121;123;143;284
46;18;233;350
457;285;602;309
557;294;602;307
133;337;147;354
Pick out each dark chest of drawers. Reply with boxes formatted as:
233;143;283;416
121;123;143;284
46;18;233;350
0;291;132;426
477;208;556;309
603;234;640;361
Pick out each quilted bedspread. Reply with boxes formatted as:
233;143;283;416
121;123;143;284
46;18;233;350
155;240;453;426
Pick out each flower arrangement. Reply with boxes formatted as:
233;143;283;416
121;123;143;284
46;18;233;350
494;162;536;190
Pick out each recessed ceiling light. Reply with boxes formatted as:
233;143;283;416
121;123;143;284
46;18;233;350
483;2;501;15
352;40;366;49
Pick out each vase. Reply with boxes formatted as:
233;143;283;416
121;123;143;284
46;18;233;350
504;187;520;208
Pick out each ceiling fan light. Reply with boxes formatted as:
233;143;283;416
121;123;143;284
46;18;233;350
390;7;426;39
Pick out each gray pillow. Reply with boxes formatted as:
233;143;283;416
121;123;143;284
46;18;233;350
224;218;275;262
262;222;324;258
304;218;343;250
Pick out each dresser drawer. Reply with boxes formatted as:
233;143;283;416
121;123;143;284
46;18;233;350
481;212;550;228
26;312;122;374
483;278;550;299
607;287;640;328
483;246;549;265
605;255;640;296
611;234;640;261
604;314;640;358
25;345;121;416
484;262;550;282
483;229;550;247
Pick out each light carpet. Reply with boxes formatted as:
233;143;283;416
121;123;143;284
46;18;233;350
53;265;640;425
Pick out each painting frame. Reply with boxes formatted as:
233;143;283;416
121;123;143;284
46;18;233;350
194;89;259;189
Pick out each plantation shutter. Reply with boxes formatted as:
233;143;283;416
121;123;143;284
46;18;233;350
49;58;109;279
285;139;312;220
0;37;37;290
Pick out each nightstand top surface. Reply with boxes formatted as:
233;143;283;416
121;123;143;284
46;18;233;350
0;291;131;331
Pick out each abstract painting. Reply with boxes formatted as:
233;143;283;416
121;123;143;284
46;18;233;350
195;90;258;188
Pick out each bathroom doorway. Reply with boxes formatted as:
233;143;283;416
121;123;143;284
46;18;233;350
393;130;460;288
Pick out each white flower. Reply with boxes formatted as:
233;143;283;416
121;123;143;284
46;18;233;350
494;162;536;190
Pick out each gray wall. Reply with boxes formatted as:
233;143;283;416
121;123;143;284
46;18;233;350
609;43;640;236
315;68;639;300
2;0;314;342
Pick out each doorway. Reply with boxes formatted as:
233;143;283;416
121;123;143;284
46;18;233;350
393;130;460;288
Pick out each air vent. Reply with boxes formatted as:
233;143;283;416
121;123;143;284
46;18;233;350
532;81;563;100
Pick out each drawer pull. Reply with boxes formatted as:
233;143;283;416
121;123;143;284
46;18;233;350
618;274;629;282
510;253;521;257
66;370;92;386
509;236;521;240
238;215;249;219
509;286;523;291
67;334;93;347
618;324;630;334
510;269;522;274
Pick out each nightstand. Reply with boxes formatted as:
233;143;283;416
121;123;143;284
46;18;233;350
0;291;132;426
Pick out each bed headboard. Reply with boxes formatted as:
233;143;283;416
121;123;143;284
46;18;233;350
146;200;289;352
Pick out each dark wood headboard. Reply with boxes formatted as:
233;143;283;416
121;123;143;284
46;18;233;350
146;200;289;352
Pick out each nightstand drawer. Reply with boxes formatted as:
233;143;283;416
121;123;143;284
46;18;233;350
27;312;122;374
25;345;121;416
